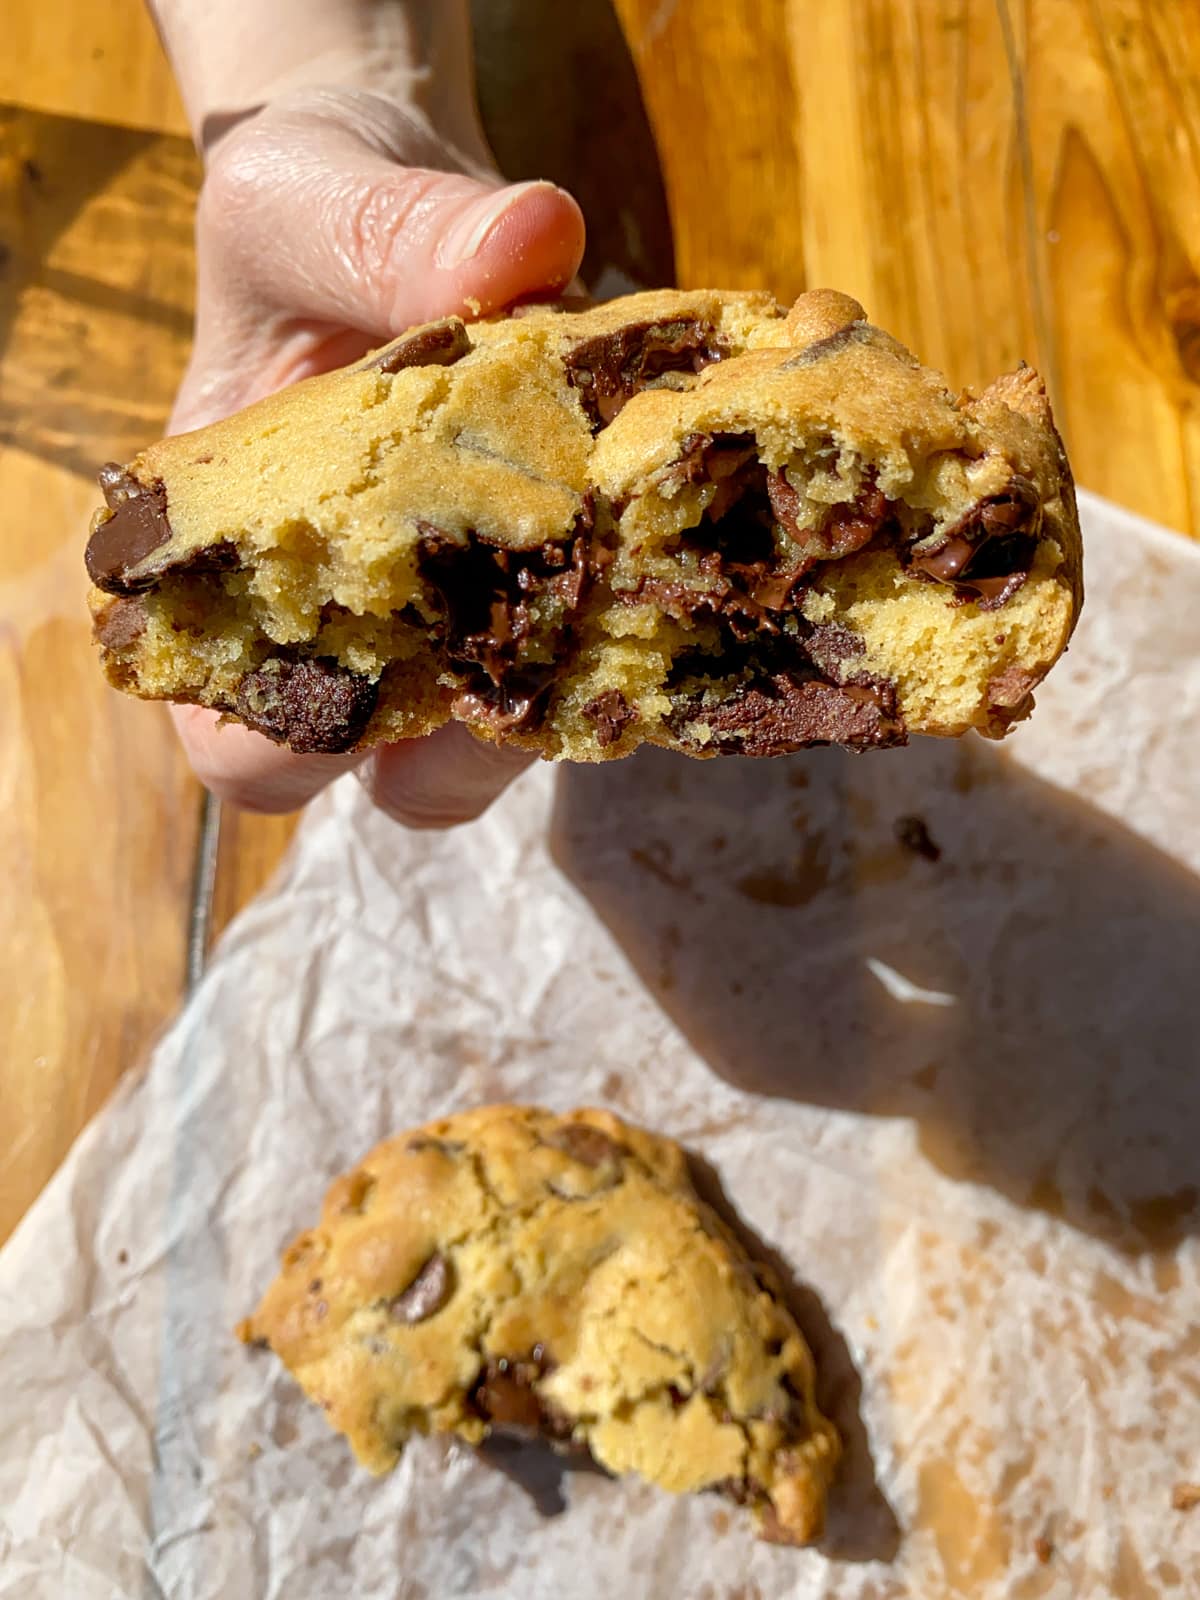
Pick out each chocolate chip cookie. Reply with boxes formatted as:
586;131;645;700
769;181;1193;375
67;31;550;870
237;1105;841;1545
88;288;1081;759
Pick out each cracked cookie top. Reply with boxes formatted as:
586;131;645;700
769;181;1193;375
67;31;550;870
238;1104;841;1544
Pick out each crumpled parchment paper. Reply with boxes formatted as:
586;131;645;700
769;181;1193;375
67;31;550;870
1;490;1197;1600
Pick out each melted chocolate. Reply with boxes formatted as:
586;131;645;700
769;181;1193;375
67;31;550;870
469;1350;572;1441
452;669;557;736
630;443;898;637
418;504;593;735
564;319;729;428
87;464;241;596
817;484;890;560
907;476;1040;609
666;622;906;756
86;469;173;595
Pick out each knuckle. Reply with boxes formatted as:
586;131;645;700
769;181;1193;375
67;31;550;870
374;790;486;831
341;170;441;281
197;126;273;242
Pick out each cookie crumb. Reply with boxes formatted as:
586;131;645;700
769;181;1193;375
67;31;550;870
895;814;942;862
1172;1482;1200;1511
1034;1534;1054;1564
117;1249;128;1265
247;1441;262;1461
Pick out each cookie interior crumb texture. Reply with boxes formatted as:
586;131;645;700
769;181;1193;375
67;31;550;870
237;1105;842;1545
87;288;1082;760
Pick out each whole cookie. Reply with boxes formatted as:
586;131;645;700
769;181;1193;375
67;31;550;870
238;1104;841;1545
87;288;1081;759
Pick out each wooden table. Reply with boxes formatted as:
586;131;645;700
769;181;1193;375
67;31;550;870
2;0;1197;1246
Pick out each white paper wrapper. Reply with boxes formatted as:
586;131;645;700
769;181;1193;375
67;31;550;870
2;491;1198;1599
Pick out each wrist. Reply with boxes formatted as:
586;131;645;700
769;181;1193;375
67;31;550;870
152;0;489;166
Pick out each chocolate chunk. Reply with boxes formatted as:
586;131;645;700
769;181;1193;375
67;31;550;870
650;436;809;623
582;689;637;749
657;431;756;498
235;656;378;753
360;319;470;374
388;1254;453;1324
93;596;147;651
473;1364;543;1430
550;1123;627;1167
987;663;1038;709
87;463;242;595
664;453;803;629
86;470;172;595
895;814;942;862
817;484;890;559
703;440;760;520
470;1352;571;1441
985;662;1039;729
680;672;906;755
98;462;139;507
564;319;729;428
802;621;864;679
770;472;890;572
405;1136;465;1157
784;321;872;367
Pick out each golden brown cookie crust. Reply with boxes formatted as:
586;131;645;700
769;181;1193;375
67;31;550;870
238;1104;841;1545
87;288;1081;761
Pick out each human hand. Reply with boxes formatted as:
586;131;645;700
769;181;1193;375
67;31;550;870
168;86;585;824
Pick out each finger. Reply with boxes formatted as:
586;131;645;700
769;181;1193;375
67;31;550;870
172;704;364;813
201;117;586;341
358;722;535;830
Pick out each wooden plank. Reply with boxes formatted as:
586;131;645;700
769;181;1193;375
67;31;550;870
613;0;808;301
0;0;188;137
0;105;200;1242
615;0;1200;537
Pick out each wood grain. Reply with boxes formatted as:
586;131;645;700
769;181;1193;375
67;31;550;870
0;106;201;1242
0;0;188;137
208;810;298;943
3;0;1199;1241
616;0;1200;535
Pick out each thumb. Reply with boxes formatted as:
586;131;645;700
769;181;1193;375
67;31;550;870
289;170;586;334
200;110;585;339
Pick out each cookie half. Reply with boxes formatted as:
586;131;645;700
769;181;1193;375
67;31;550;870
238;1105;841;1545
87;288;1081;760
